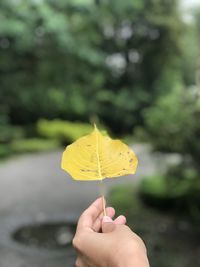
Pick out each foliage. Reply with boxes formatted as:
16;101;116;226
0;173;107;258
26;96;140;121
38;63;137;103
139;175;189;209
193;8;200;91
143;86;200;166
0;123;24;144
0;144;11;158
140;84;200;217
180;23;199;86
0;0;184;134
11;138;59;154
37;119;93;145
108;184;141;217
139;173;200;217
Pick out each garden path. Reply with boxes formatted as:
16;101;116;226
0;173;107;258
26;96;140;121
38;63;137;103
0;145;180;267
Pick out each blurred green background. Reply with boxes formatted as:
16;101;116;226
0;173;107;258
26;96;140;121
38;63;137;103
0;0;200;267
0;0;199;145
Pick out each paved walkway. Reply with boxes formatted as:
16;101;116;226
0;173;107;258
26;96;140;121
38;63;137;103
0;145;179;267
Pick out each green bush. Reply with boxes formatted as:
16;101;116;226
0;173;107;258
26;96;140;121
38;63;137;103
37;119;93;145
11;138;59;154
143;86;200;166
139;176;179;211
109;184;141;216
140;175;190;198
0;144;11;158
139;174;200;216
0;124;25;144
142;87;200;216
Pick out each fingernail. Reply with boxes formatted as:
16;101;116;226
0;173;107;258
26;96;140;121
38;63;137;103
102;216;113;223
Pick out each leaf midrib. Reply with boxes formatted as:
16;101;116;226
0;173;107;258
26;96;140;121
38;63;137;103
95;127;103;180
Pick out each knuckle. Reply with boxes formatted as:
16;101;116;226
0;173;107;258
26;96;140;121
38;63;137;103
72;233;84;250
72;236;80;249
133;235;147;253
75;257;85;267
123;224;131;231
75;258;81;267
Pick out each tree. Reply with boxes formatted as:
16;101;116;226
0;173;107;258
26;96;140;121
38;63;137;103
144;85;200;168
0;0;184;134
194;8;200;91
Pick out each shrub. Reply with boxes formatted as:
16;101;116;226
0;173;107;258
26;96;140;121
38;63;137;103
143;86;200;166
139;174;200;217
142;86;200;217
0;124;25;144
37;119;93;145
109;184;141;216
11;138;59;154
0;144;11;158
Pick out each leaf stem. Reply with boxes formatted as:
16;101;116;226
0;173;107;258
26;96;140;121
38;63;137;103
100;179;106;216
95;125;106;216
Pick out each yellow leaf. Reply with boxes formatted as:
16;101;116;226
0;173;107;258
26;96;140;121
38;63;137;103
61;125;138;181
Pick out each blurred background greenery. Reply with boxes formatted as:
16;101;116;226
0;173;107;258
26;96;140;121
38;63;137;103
0;0;200;266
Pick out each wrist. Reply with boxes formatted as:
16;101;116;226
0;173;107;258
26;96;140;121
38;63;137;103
112;247;149;267
110;246;133;267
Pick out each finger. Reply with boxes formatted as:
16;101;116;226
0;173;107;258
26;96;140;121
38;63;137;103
102;216;116;233
114;215;126;225
75;257;86;267
75;254;91;267
76;197;104;232
93;207;115;232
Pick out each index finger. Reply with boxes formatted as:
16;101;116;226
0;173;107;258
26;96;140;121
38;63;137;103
76;197;104;232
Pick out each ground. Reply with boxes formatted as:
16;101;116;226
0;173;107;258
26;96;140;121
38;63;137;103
0;144;178;267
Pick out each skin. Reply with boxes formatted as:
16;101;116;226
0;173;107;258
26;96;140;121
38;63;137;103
73;197;150;267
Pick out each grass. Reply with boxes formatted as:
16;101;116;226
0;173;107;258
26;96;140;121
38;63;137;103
11;138;60;153
0;138;60;162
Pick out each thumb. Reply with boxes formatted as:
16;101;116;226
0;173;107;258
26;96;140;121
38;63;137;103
102;216;116;233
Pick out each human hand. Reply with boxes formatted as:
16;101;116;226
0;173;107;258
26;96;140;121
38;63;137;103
73;197;150;267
